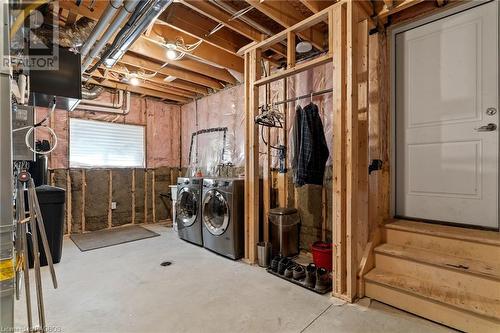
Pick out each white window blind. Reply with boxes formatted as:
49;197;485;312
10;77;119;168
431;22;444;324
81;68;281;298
70;118;145;168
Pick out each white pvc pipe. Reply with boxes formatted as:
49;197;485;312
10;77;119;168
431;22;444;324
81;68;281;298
80;0;123;59
82;0;141;73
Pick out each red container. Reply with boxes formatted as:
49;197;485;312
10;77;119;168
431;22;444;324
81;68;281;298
311;241;333;271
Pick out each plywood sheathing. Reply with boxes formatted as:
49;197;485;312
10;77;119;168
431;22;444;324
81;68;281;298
84;170;110;231
111;169;133;227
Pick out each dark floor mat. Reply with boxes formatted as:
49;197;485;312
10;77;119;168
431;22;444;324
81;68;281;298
70;225;160;252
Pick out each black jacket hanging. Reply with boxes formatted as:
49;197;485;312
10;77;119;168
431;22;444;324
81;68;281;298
292;102;329;187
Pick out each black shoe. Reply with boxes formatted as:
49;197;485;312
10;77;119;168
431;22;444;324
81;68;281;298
315;267;331;292
270;255;281;273
278;257;290;275
292;265;306;280
284;263;297;279
304;263;317;288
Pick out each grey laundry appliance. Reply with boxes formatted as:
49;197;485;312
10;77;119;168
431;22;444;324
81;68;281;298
201;178;244;259
176;177;203;246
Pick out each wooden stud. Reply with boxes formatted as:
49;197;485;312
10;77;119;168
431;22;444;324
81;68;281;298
152;170;156;224
277;78;288;208
356;16;370;296
81;169;86;232
287;31;296;69
132;169;136;225
263;61;271;243
245;48;262;263
244;52;251;260
108;170;112;228
332;2;347;299
144;171;148;224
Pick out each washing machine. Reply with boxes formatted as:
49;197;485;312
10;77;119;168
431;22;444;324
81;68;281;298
176;177;203;246
202;178;244;259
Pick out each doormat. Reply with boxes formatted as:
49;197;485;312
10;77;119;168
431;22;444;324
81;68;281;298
70;225;160;252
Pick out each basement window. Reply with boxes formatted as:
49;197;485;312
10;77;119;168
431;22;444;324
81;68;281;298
69;119;145;168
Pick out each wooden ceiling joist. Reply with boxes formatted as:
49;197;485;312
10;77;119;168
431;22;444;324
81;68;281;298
179;0;287;57
149;25;244;73
244;0;325;50
158;5;247;55
120;53;221;90
87;78;190;104
90;68;196;100
127;38;234;85
299;0;336;13
377;0;425;18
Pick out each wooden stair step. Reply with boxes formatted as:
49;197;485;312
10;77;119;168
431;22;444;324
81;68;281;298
375;243;500;281
365;275;500;333
386;219;500;246
365;269;500;320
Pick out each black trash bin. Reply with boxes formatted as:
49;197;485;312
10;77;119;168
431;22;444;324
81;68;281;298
28;185;66;268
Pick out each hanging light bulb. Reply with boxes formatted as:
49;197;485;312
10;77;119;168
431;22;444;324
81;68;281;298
129;76;140;86
296;40;312;54
166;49;178;60
165;42;178;60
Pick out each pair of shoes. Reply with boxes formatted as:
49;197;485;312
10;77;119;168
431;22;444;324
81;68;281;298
270;255;282;273
304;263;317;288
278;257;291;275
284;263;297;278
315;267;331;292
292;265;306;280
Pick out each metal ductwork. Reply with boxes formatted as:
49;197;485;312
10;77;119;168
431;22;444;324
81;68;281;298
81;85;105;100
81;0;141;73
80;0;123;58
99;0;173;70
83;0;173;74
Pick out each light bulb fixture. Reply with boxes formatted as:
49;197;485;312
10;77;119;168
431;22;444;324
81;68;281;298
166;49;178;60
296;40;312;54
129;76;140;86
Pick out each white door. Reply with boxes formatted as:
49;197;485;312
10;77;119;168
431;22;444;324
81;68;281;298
396;1;499;229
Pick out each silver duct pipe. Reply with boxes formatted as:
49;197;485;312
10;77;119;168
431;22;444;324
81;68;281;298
210;0;275;37
81;85;105;100
82;0;141;73
103;0;173;68
77;91;131;114
80;0;123;58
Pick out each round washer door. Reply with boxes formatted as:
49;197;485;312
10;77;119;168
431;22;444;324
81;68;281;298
203;189;229;236
176;187;198;227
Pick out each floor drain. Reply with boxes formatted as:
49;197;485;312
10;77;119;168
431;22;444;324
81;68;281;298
160;261;172;267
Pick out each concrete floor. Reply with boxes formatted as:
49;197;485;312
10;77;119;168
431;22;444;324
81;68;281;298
14;225;456;333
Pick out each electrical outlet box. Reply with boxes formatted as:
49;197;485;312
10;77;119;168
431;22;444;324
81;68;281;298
111;202;117;210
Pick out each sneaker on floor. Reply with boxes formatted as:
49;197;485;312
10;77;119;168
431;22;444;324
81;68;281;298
284;263;297;278
292;264;306;280
304;263;317;288
270;255;282;273
278;257;290;275
315;267;331;292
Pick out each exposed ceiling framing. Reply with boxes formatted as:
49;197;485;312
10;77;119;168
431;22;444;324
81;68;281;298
54;0;454;104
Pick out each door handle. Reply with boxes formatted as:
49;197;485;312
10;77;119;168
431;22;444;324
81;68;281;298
475;123;497;132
